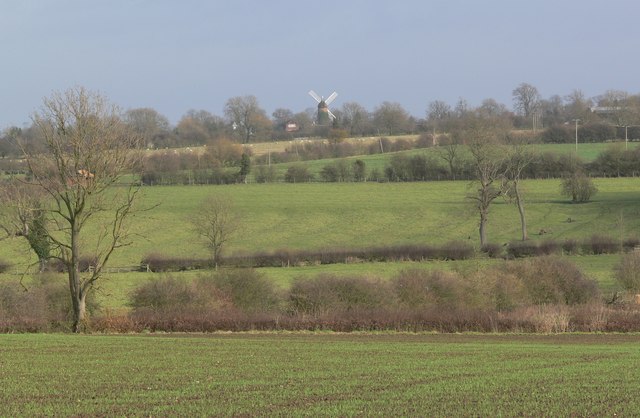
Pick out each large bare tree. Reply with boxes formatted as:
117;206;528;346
463;116;508;246
190;195;240;268
512;82;541;118
19;86;143;332
224;95;271;143
503;145;536;241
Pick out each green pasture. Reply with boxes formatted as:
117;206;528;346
258;140;640;181
4;177;639;266
1;178;639;292
1;333;639;416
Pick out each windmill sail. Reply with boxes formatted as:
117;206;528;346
309;89;338;125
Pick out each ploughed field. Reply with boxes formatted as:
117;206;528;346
1;333;639;416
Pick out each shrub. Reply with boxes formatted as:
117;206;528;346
254;165;278;183
437;241;474;260
320;161;351;182
0;273;98;332
141;253;210;272
540;125;573;144
352;160;366;181
516;257;599;305
623;237;640;252
481;243;503;258
490;270;529;312
0;259;10;273
393;269;465;309
579;123;615;143
209;269;281;314
506;241;539;258
284;165;313;183
288;275;391;316
561;172;597;203
130;275;229;313
614;252;640;293
584;235;618;255
538;239;561;256
562;239;579;255
47;255;98;273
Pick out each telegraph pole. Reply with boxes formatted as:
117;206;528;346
573;119;580;154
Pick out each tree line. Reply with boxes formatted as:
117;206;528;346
2;83;640;157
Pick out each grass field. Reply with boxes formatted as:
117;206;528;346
4;178;640;267
256;140;640;181
1;333;639;416
1;177;638;311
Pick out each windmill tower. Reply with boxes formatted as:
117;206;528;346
308;90;338;126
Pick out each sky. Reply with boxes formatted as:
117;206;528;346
1;0;639;128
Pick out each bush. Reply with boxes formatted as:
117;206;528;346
130;275;229;313
623;237;640;252
254;165;278;183
515;257;599;305
393;269;465;309
352;160;366;181
284;165;313;183
490;270;529;312
538;239;561;256
47;255;98;273
209;269;281;314
614;252;640;293
141;253;211;272
579;123;615;143
437;241;475;260
561;172;597;203
541;125;573;144
562;239;579;255
481;243;503;258
0;273;98;332
0;259;10;273
506;241;540;258
583;235;618;255
288;275;391;316
320;160;352;182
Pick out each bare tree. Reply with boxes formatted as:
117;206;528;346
437;135;462;180
564;89;594;123
124;107;172;148
191;195;240;267
341;102;371;136
427;100;452;137
224;96;271;143
512;82;541;118
18;86;144;332
503;145;536;241
463;117;508;246
373;102;410;135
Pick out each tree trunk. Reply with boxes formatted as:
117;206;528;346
69;221;87;333
479;210;488;247
71;288;87;333
38;258;47;273
514;182;528;241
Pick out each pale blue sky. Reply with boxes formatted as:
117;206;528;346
1;0;639;128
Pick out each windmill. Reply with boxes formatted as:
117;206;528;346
308;90;338;126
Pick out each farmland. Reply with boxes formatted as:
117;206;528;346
1;333;639;416
2;175;640;313
3;177;640;268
